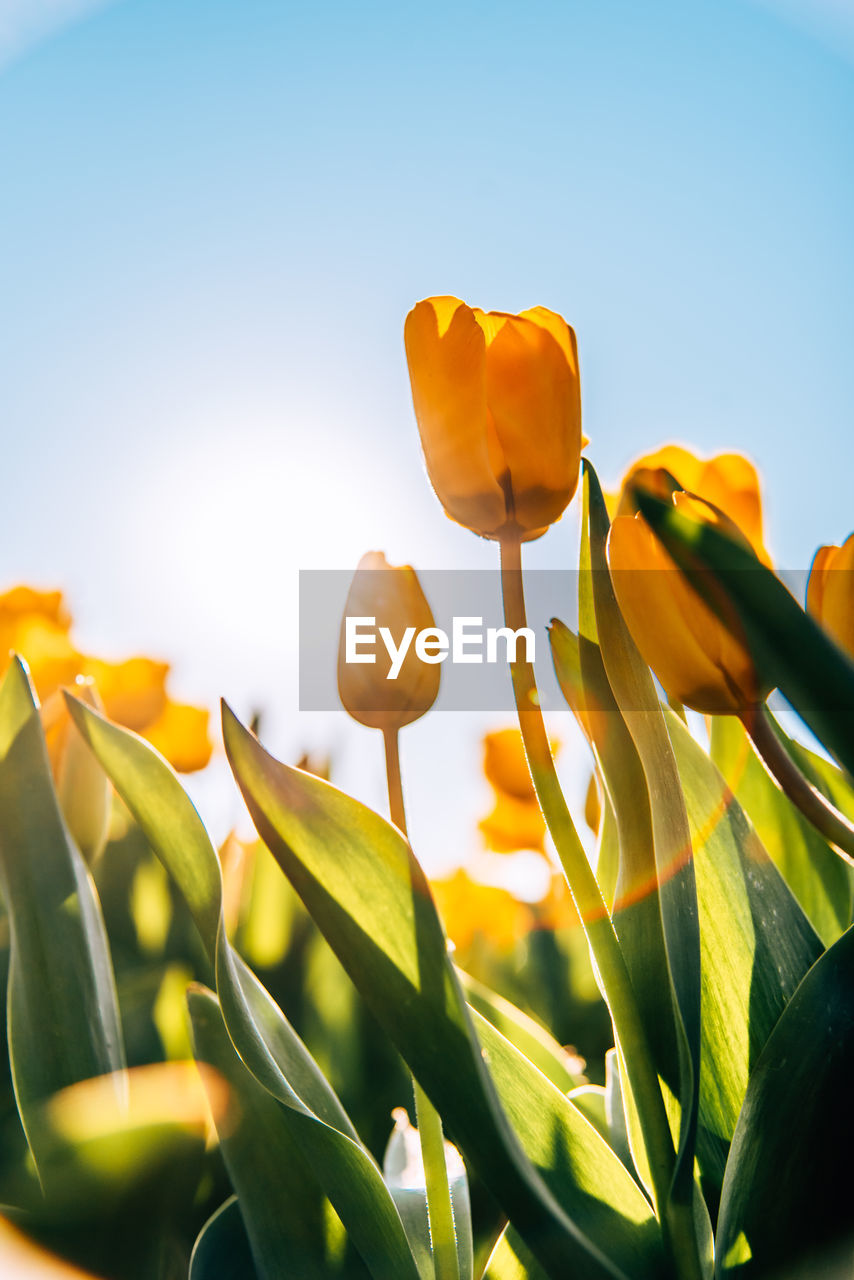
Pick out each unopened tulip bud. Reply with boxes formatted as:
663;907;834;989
337;552;440;731
607;479;771;715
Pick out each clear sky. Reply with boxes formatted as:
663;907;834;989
1;0;852;872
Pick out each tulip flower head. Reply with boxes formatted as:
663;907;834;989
607;474;771;714
337;552;440;731
807;533;854;658
615;444;771;565
404;297;582;541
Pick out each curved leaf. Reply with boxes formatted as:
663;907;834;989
189;1198;258;1280
0;660;124;1167
715;925;854;1276
633;489;854;779
710;716;851;945
223;703;666;1280
188;986;335;1280
63;692;420;1280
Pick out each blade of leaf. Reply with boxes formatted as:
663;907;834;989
189;1198;258;1280
663;707;822;1189
188;984;350;1280
458;970;584;1094
710;716;851;945
715;923;854;1276
0;659;124;1168
223;703;666;1280
63;692;421;1280
580;462;701;1210
633;489;854;778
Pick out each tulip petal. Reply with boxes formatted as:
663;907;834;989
83;656;169;731
404;298;507;537
144;699;213;773
607;514;746;714
484;315;581;535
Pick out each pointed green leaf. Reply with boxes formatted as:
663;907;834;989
715;924;854;1276
223;704;665;1280
633;489;854;778
577;462;701;1207
458;970;584;1094
63;693;421;1280
663;707;822;1187
0;659;124;1166
710;716;852;945
189;985;360;1280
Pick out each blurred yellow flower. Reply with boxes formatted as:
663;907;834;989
614;444;771;565
807;533;854;657
1;584;211;772
533;872;580;932
431;868;533;953
337;552;440;731
404;296;582;541
478;728;557;854
608;485;770;714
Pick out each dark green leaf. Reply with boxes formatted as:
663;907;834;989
633;489;854;778
0;659;124;1167
715;925;854;1276
223;704;665;1280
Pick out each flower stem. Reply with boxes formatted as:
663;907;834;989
741;703;854;867
499;535;703;1280
383;728;461;1280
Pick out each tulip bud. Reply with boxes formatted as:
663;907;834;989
337;552;440;731
807;533;854;657
404;296;582;541
607;479;771;714
614;444;771;565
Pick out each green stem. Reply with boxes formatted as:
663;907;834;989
499;535;702;1280
383;728;461;1280
742;703;854;868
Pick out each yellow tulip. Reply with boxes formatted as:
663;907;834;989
0;584;211;773
337;552;440;731
404;297;582;540
607;483;770;714
615;444;771;565
807;533;854;657
430;868;533;953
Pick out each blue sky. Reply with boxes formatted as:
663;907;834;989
1;0;852;869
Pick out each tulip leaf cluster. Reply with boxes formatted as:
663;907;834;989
0;296;852;1280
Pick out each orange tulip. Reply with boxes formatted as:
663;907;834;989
0;584;211;772
614;444;771;565
430;868;533;953
607;483;770;714
807;533;854;657
404;297;582;540
337;552;440;731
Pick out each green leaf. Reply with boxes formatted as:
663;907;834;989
458;970;584;1094
574;462;701;1208
663;708;822;1189
0;659;124;1167
633;489;854;778
190;1198;258;1280
482;1228;547;1280
63;692;421;1280
188;985;336;1280
715;924;854;1276
710;716;852;945
223;704;666;1280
